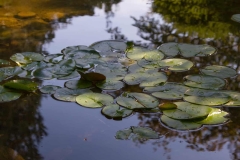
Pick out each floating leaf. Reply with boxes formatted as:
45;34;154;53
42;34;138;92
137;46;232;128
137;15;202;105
221;91;240;107
195;108;229;125
157;42;179;57
200;65;237;78
101;104;132;118
0;66;24;81
90;40;127;56
184;75;225;90
57;70;79;80
184;93;230;106
159;58;193;71
178;43;216;57
65;79;92;89
62;45;94;55
137;59;161;69
161;115;202;130
159;102;177;110
4;79;38;92
124;71;167;87
75;58;105;69
96;79;124;90
79;72;106;82
76;93;114;108
21;61;47;71
64;49;100;59
39;85;61;94
127;46;164;61
128;64;158;73
10;52;44;64
33;67;55;80
231;14;240;23
44;53;63;63
0;85;22;102
54;88;92;102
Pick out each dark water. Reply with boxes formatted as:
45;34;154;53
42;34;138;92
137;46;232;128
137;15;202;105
0;0;240;160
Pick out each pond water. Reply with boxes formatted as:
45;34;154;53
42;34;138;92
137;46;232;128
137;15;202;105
1;0;240;160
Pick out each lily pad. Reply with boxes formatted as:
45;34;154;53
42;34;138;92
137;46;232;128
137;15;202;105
21;61;47;71
0;85;22;102
3;79;38;92
158;58;193;71
39;85;61;94
137;59;161;69
144;82;189;92
64;49;100;59
54;88;92;102
157;42;179;57
79;72;106;82
123;71;167;87
126;46;164;61
221;91;240;107
57;70;80;80
10;52;44;64
178;43;216;57
0;66;24;80
200;65;237;78
76;93;114;108
62;45;94;55
160;115;202;130
195;108;229;125
101;104;132;118
44;53;63;63
159;102;177;110
184;75;226;90
75;58;105;69
90;40;127;56
96;79;124;90
184;93;230;106
116;92;159;109
128;64;158;73
65;79;92;89
231;14;240;23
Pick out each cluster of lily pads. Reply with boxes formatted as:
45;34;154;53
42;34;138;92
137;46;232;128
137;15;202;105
0;40;239;138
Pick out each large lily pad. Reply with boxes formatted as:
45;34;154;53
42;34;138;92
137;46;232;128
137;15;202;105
200;65;237;78
116;92;159;109
184;75;226;90
10;52;44;64
65;79;92;89
76;93;114;108
101;104;132;118
178;43;216;57
137;59;161;69
231;14;240;23
53;88;92;102
157;42;179;57
21;61;47;71
160;115;202;130
4;79;38;92
57;70;80;80
75;58;105;69
0;85;22;102
89;40;127;56
158;58;193;71
123;71;167;87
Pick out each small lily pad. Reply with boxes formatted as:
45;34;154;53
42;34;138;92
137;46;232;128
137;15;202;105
157;42;179;57
39;85;61;94
161;115;202;130
101;104;132;118
76;93;114;108
200;65;237;78
158;58;193;72
65;79;92;89
184;75;226;90
4;79;38;92
96;79;124;90
54;88;92;102
10;52;44;64
231;14;240;23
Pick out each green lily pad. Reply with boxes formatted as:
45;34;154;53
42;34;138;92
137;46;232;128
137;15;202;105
10;52;44;64
178;44;216;57
157;42;179;57
65;79;92;89
137;59;161;69
54;59;75;75
54;88;92;102
0;85;22;102
76;93;114;108
160;115;202;130
159;102;177;110
79;72;106;82
39;85;61;94
21;61;47;71
89;40;127;56
200;65;237;78
158;58;193;72
116;92;159;109
115;126;159;140
44;53;63;63
62;45;94;55
221;91;240;107
101;104;132;118
195;108;229;125
152;91;184;100
4;79;38;92
75;58;105;69
123;71;167;87
0;66;24;80
128;64;158;73
231;14;240;23
163;102;211;120
184;93;230;106
32;67;55;80
126;46;164;61
184;75;226;90
57;70;80;80
96;79;124;90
